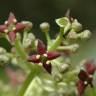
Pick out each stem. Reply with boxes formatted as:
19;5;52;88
17;65;42;96
48;28;64;51
14;38;27;59
45;32;51;45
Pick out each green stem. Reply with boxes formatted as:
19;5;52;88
17;65;42;96
14;38;27;59
48;28;63;51
45;32;51;45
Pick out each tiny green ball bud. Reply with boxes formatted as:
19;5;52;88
72;19;82;32
60;64;69;73
40;22;50;32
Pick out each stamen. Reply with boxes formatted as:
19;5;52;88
38;63;42;66
43;53;47;57
36;55;40;59
5;21;8;25
46;60;50;65
12;27;16;31
89;75;93;78
13;19;17;23
4;29;8;33
84;81;88;85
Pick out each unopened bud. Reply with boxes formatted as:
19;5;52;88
54;73;63;82
70;44;79;52
72;19;82;32
0;55;10;64
67;31;77;39
0;47;6;54
60;64;69;73
40;22;50;32
23;33;35;48
79;30;91;39
22;21;33;29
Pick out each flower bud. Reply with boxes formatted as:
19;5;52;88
54;73;63;82
40;22;50;33
59;64;69;73
23;33;35;48
0;55;10;65
72;19;82;32
67;31;77;39
22;21;33;29
79;30;91;39
0;47;6;54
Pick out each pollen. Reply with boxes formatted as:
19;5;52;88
46;60;50;65
12;27;16;31
4;29;8;33
38;63;42;66
5;21;8;25
43;53;47;57
84;81;88;85
36;55;40;59
13;19;17;23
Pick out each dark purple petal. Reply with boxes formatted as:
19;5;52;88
14;23;26;32
43;63;52;74
77;80;86;96
78;70;88;81
7;12;16;25
27;55;40;63
47;52;60;60
0;25;7;32
8;31;16;42
37;39;46;55
84;60;96;74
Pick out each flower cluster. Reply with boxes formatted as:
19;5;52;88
0;12;27;42
77;60;96;96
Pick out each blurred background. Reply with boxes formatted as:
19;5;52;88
0;0;96;95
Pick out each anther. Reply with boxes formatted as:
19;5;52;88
43;54;47;57
36;55;40;59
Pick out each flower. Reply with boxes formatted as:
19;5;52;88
77;60;96;96
27;39;60;74
0;12;27;42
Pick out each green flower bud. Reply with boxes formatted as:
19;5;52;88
78;30;91;39
23;33;35;48
0;55;10;65
40;22;50;33
22;21;33;29
72;19;82;32
67;31;77;39
54;73;63;82
0;47;6;54
59;64;69;73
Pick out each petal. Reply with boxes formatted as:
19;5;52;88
14;23;26;32
78;70;88;81
77;80;86;96
27;55;40;63
47;52;60;60
8;31;16;42
0;25;7;32
43;63;52;74
84;60;96;74
8;12;17;24
37;39;46;55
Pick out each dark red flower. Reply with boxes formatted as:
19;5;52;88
77;60;96;96
28;39;60;74
0;12;26;42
